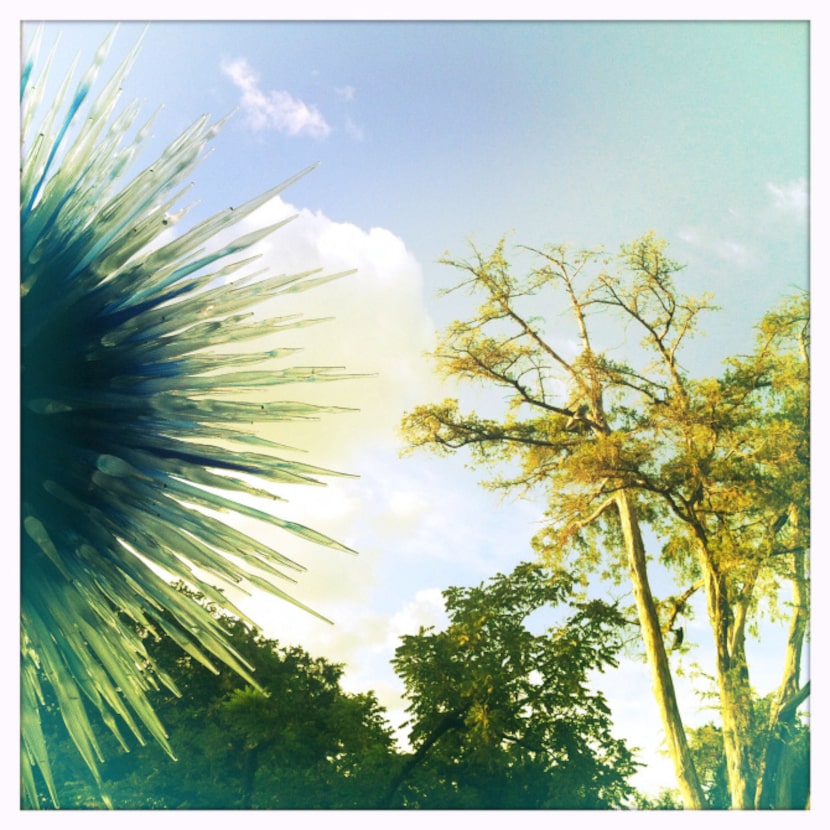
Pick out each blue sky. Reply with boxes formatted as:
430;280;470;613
34;18;808;366
14;9;818;807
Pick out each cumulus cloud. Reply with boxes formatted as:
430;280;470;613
221;57;331;138
335;85;356;102
190;191;453;634
767;178;808;218
223;194;444;460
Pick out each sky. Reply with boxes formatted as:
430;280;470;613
10;4;823;815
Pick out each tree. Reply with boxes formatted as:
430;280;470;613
402;235;809;808
387;562;638;809
723;296;810;809
20;28;357;806
32;592;399;809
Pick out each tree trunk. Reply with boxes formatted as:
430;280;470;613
240;737;277;809
757;716;796;809
717;667;756;808
702;563;756;809
615;491;706;809
241;744;261;809
378;709;466;808
755;545;809;809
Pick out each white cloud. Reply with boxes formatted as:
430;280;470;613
676;177;807;271
184;192;455;673
335;85;356;102
767;178;808;218
221;57;330;139
224;194;444;461
677;224;755;267
385;588;447;647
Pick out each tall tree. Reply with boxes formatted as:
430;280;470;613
388;563;638;809
402;235;808;808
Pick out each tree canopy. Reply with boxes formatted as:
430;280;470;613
402;234;809;809
388;563;638;809
32;591;398;809
33;577;644;810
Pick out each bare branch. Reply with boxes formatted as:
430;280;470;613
778;681;810;719
568;494;615;534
